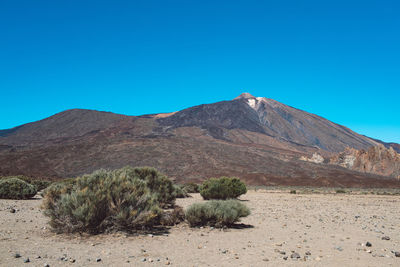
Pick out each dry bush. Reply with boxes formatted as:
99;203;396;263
42;168;173;234
160;206;185;226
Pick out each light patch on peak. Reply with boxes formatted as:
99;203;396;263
247;99;256;109
256;97;264;101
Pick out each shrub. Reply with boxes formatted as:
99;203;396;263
290;190;296;194
174;185;189;198
0;178;37;199
1;175;52;191
185;200;250;227
181;182;200;193
200;177;247;200
114;166;175;207
160;206;185;226
41;177;76;198
336;189;346;194
42;168;162;234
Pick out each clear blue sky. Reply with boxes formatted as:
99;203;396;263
1;0;399;143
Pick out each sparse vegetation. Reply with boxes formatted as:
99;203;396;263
181;182;200;193
0;177;37;199
185;200;250;227
173;184;189;198
160;206;185;226
290;190;296;194
42;167;178;234
1;175;52;191
336;189;346;194
200;177;247;200
115;166;176;207
41;177;76;198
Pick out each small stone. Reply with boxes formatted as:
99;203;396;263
366;242;372;247
69;258;76;263
24;258;30;263
262;258;269;261
305;251;311;256
382;236;390;240
96;258;101;262
36;256;41;259
283;256;288;260
44;264;50;267
14;253;21;258
165;261;171;265
221;249;228;254
335;246;343;251
141;258;146;262
394;251;400;257
149;258;153;262
291;252;301;259
10;208;16;213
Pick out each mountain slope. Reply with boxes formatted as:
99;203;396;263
0;93;398;187
0;109;130;146
159;93;379;152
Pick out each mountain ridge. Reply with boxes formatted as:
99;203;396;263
0;93;399;187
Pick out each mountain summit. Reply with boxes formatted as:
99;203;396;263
234;92;256;99
159;93;378;152
0;94;399;187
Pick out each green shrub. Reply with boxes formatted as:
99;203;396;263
290;190;296;194
336;189;346;194
181;182;200;193
185;200;250;227
114;166;175;207
28;180;52;191
0;178;37;199
1;175;52;191
200;177;247;200
41;177;76;198
174;185;189;198
42;168;163;234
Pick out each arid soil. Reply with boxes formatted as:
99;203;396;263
1;191;399;266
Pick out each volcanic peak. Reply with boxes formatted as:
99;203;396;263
234;92;256;100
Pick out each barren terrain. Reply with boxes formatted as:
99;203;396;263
2;95;399;186
1;191;399;266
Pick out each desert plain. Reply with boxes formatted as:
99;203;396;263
1;190;399;267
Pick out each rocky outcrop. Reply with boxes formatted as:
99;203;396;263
330;145;400;179
300;153;325;164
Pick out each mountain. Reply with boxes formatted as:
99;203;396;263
158;93;379;152
0;93;399;188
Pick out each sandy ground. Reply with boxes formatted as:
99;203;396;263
0;191;399;267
